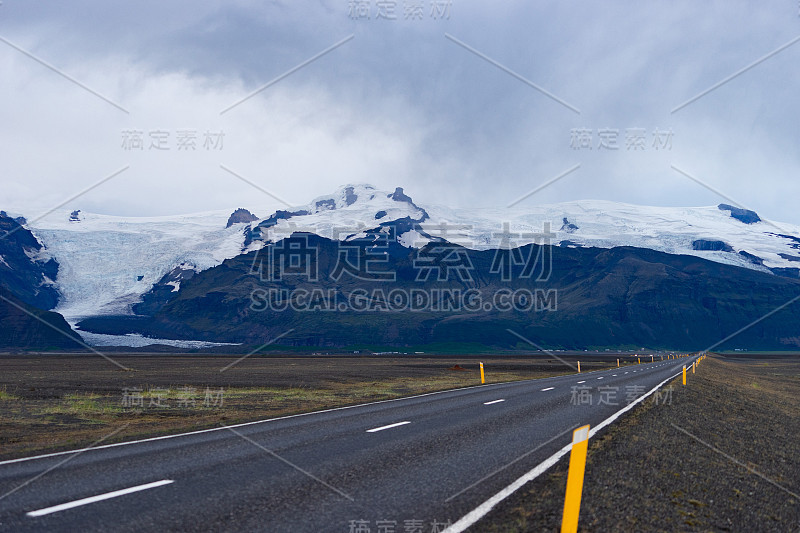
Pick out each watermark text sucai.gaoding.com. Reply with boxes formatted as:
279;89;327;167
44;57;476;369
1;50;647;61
250;287;557;313
248;221;556;284
247;220;558;312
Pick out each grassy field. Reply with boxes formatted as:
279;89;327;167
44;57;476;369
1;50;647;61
476;355;800;532
0;354;627;460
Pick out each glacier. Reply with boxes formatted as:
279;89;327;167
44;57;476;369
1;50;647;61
27;209;247;321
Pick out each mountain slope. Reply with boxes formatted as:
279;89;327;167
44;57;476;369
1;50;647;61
0;287;83;350
0;211;61;310
77;234;800;351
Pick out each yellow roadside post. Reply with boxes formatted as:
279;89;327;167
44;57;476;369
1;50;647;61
692;361;695;374
650;355;654;362
616;358;619;367
561;424;591;533
480;362;485;384
577;361;581;373
637;357;640;364
682;365;686;385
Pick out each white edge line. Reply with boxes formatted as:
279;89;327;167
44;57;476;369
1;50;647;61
483;399;505;405
443;366;688;533
366;421;410;433
26;480;174;517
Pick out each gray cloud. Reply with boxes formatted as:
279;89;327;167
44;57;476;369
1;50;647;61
1;0;798;224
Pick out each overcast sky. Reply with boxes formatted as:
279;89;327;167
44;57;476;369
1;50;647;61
1;1;799;224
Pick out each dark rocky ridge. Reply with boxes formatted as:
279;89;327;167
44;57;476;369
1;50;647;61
0;212;61;310
692;239;733;252
718;203;761;224
388;187;430;222
344;186;358;206
133;264;197;315
226;208;259;228
738;250;764;266
0;287;83;350
315;199;336;210
560;217;578;233
769;232;800;250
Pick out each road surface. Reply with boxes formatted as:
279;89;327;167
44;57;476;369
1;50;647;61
0;356;698;532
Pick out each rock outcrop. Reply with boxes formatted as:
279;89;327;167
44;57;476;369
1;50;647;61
718;204;761;224
226;208;259;228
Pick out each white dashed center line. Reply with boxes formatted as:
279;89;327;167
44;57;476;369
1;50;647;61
541;387;555;391
577;380;586;384
367;421;411;433
27;480;174;518
483;399;505;405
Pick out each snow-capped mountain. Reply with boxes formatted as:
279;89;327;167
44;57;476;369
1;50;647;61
18;183;800;323
243;184;429;250
248;184;800;276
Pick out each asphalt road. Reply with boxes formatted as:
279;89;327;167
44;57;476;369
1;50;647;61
0;355;698;532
